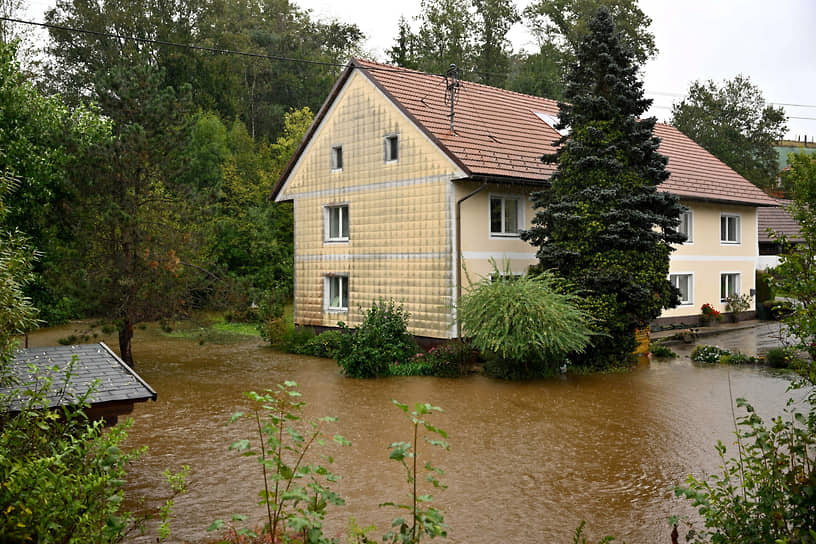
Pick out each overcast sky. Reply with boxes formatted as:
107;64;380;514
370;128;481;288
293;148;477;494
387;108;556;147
22;0;816;140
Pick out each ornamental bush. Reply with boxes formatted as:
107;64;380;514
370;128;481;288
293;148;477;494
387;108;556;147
457;263;593;378
336;299;417;378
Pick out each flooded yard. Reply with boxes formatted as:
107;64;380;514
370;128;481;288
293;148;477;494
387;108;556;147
26;321;802;543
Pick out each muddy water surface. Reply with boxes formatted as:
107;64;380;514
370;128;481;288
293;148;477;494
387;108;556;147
26;322;799;543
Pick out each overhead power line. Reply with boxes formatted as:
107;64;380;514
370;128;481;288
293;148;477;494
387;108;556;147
0;16;439;76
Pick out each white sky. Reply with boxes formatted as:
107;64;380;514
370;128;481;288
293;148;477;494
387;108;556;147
21;0;816;140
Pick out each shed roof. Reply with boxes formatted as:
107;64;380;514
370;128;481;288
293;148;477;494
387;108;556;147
2;343;157;411
274;59;777;207
758;199;802;243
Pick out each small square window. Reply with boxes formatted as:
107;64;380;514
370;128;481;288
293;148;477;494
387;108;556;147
721;273;740;302
669;273;693;305
490;195;522;236
324;204;349;242
720;214;740;244
331;145;343;171
679;210;693;243
325;275;348;311
384;134;399;162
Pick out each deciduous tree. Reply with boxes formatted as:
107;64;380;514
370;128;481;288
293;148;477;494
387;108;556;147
522;7;685;369
771;153;816;363
509;0;656;99
671;75;787;192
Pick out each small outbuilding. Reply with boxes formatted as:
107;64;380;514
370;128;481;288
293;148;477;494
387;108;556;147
1;342;157;425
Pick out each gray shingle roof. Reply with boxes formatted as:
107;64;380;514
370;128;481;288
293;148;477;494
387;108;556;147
1;343;157;411
758;199;803;243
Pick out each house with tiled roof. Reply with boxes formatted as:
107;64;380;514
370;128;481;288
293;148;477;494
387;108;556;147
2;343;157;424
758;199;803;270
272;59;778;337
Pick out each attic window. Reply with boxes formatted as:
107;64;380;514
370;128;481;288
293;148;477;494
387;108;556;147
533;111;570;136
384;134;399;162
331;145;343;171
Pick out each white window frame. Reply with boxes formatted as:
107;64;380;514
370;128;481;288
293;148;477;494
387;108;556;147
669;273;694;306
720;272;741;302
679;210;693;243
323;204;349;242
330;144;343;171
324;274;349;312
384;133;399;163
489;194;524;238
720;213;741;244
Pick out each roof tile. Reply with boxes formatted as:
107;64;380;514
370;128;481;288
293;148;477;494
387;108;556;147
354;59;777;207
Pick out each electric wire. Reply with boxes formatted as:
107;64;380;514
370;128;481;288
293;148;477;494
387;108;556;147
4;16;816;122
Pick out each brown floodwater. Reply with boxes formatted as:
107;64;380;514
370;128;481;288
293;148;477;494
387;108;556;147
26;322;803;543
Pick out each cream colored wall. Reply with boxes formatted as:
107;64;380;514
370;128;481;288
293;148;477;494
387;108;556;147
663;200;758;319
279;71;463;338
456;181;538;283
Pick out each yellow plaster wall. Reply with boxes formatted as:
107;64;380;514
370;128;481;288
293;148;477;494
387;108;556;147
662;200;758;319
456;181;538;284
280;70;462;338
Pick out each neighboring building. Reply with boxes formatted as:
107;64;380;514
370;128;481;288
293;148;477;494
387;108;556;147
758;199;803;270
1;343;157;424
272;59;778;338
775;139;816;171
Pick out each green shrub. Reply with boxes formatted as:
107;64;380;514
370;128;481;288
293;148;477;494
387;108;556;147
256;290;287;345
691;345;732;363
0;366;136;543
457;263;592;378
719;352;757;365
765;347;793;369
336;300;417;378
650;340;677;358
277;326;317;353
391;341;473;378
675;394;816;543
294;329;347;358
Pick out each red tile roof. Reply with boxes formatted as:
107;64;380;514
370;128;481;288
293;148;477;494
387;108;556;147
274;59;777;207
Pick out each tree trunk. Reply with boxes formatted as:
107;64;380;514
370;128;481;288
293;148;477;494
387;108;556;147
118;317;134;367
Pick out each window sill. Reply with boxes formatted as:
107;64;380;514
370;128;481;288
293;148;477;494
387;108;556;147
720;241;741;245
324;239;349;244
325;308;348;314
489;233;521;239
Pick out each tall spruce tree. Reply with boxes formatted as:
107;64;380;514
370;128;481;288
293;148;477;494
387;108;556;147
521;7;685;369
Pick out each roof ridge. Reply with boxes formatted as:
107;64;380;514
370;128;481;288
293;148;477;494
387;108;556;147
352;57;561;107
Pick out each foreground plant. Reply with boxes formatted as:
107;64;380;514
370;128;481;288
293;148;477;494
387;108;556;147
211;381;349;543
381;401;449;544
674;388;816;543
457;261;592;378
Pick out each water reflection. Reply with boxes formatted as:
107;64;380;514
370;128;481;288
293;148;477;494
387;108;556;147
25;323;799;543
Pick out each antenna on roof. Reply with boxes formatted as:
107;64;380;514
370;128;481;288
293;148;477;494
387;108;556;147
445;64;462;134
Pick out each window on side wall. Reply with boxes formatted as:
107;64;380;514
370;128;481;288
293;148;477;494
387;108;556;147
720;214;740;244
720;273;740;302
324;204;349;242
324;275;348;312
490;195;522;237
679;210;693;243
669;273;693;305
331;145;343;171
384;134;399;162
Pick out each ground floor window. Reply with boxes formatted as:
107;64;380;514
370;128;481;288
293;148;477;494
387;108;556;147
669;273;693;305
720;273;740;302
324;275;348;311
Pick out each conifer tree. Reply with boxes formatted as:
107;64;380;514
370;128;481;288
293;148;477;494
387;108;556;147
522;7;685;368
